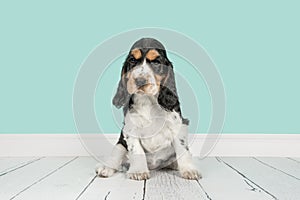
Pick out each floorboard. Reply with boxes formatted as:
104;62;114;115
0;157;42;175
254;157;300;180
145;170;208;200
194;158;274;200
289;157;300;163
78;173;145;200
13;157;97;200
0;157;300;200
221;157;300;200
0;157;77;200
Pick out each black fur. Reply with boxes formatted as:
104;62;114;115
112;79;129;109
117;130;128;150
115;38;189;149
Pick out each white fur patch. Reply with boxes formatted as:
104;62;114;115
123;94;183;169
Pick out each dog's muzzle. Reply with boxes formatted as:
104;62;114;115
135;77;147;87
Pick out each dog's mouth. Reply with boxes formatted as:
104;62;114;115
136;89;145;94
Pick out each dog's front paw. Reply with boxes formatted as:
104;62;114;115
127;172;150;181
180;168;202;180
96;166;116;178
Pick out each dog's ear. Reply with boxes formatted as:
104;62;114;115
158;61;179;112
158;61;189;125
112;67;130;109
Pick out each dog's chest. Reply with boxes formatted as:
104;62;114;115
123;95;182;153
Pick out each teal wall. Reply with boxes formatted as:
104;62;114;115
0;0;299;133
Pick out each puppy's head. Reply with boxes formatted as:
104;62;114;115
113;38;177;109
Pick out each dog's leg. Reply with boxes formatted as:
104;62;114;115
96;143;127;178
173;125;202;180
126;136;150;180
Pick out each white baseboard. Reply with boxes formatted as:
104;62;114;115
0;134;299;157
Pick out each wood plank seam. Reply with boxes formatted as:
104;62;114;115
104;191;111;200
75;175;97;200
142;180;146;200
287;157;300;164
243;179;258;191
196;181;213;200
0;157;44;177
252;157;300;181
9;157;78;200
216;157;278;200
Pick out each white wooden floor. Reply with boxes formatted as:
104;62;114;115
0;157;299;200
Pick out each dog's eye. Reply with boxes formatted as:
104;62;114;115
129;57;137;64
151;59;160;65
151;60;162;73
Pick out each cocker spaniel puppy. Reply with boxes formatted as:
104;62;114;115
96;38;201;180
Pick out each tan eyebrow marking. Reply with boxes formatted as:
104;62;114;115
146;49;160;61
131;48;142;60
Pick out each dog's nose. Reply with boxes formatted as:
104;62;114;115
135;78;147;87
